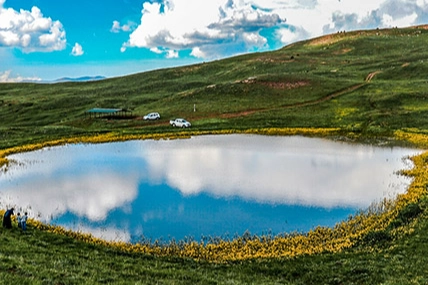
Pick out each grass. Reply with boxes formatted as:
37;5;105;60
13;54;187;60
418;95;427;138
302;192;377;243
2;25;428;283
3;26;428;149
1;196;428;284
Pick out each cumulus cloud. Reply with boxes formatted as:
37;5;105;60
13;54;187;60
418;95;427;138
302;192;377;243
71;42;84;56
318;0;427;37
110;20;136;33
259;0;428;40
122;0;428;59
150;46;179;58
0;2;66;52
123;0;285;58
0;70;41;82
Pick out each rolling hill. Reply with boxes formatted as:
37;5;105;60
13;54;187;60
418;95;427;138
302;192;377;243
2;25;428;149
2;24;428;284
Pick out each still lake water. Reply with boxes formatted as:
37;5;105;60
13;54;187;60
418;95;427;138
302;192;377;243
0;135;422;243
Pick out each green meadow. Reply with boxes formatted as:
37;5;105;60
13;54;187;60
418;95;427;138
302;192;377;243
2;25;428;284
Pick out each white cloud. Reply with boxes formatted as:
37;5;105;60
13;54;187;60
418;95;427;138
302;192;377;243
149;46;178;58
0;3;66;52
276;27;302;44
71;42;84;56
150;47;163;54
111;20;122;33
0;70;41;82
166;49;179;58
246;0;428;45
110;20;136;33
190;47;205;58
123;0;428;59
124;0;284;58
319;0;427;36
382;12;418;27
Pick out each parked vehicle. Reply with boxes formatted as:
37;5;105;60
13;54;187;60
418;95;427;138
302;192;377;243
143;112;160;120
169;118;191;128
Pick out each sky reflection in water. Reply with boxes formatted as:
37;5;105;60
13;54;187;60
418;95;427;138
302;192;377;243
0;135;422;243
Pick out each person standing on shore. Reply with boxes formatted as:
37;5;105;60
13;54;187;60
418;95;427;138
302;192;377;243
21;212;28;232
17;212;22;228
2;208;14;229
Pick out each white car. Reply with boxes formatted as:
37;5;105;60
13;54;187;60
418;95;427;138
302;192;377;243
170;118;191;128
143;112;160;120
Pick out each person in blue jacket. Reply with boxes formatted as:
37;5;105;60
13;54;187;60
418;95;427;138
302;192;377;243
21;212;28;232
2;208;14;229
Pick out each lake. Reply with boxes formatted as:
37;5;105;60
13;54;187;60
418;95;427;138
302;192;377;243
0;135;421;243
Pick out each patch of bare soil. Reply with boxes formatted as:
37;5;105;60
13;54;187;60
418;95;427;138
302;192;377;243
333;48;352;55
307;33;360;46
414;24;428;30
309;34;336;46
220;110;258;118
259;81;309;89
255;56;295;64
239;76;309;90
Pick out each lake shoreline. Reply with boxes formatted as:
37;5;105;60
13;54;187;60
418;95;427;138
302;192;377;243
1;128;428;261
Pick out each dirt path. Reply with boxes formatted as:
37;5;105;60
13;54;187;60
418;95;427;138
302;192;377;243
216;82;366;119
365;71;382;82
277;83;365;109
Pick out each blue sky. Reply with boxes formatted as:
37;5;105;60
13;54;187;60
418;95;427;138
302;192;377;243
1;0;427;82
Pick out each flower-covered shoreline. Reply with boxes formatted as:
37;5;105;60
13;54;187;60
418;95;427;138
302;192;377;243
1;127;427;262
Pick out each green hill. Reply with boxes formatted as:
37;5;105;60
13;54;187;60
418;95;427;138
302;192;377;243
2;25;428;284
2;25;428;149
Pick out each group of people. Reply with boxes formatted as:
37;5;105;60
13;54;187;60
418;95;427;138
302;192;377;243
2;207;28;231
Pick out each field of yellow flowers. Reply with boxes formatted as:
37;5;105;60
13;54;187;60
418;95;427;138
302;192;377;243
1;127;427;263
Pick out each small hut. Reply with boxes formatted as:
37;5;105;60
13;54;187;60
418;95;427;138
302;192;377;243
85;108;132;118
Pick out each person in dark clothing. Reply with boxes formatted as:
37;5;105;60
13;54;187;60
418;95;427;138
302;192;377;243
2;208;14;229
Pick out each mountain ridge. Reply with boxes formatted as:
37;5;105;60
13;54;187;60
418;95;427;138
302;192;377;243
53;75;106;82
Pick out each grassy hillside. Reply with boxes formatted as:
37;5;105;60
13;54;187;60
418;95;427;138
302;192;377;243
2;25;428;284
2;25;428;149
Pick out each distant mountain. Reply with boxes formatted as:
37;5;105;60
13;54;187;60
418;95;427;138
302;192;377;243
54;76;106;82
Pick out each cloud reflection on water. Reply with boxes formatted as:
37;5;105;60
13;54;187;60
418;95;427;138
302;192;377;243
0;171;138;222
0;135;422;242
0;143;140;222
140;135;420;208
